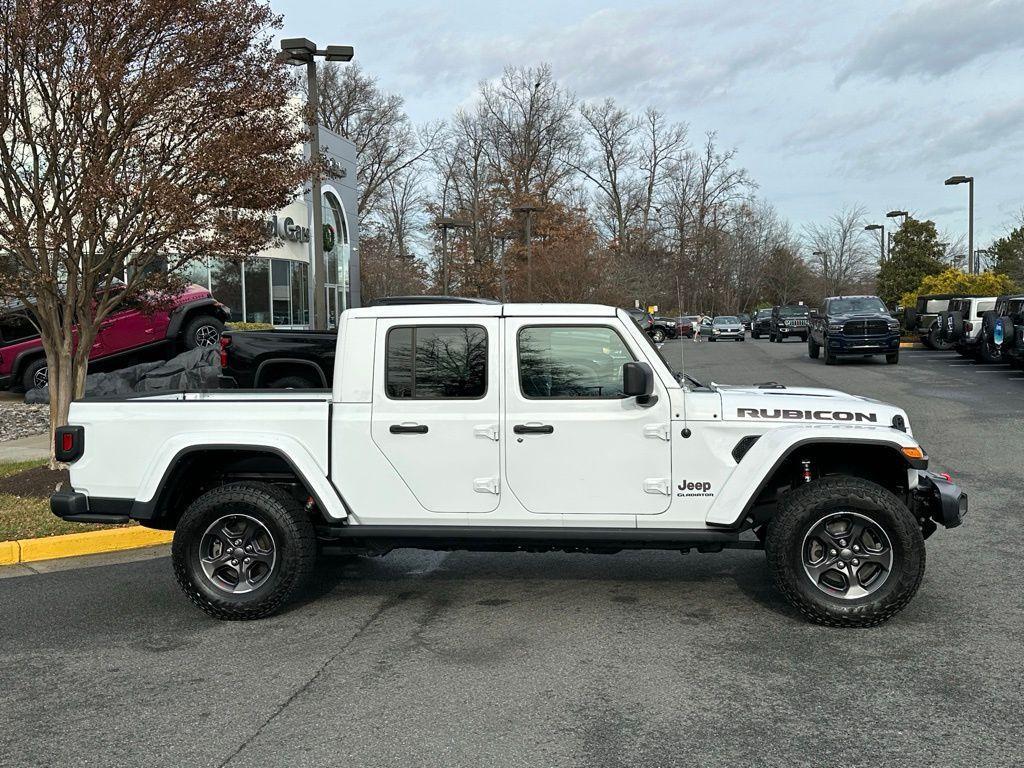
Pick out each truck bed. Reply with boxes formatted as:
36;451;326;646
67;391;332;503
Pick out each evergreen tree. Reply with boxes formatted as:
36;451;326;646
991;225;1024;287
876;217;945;305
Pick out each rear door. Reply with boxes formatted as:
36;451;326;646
503;319;673;516
370;318;501;513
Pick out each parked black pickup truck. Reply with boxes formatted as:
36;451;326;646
219;329;335;389
808;295;901;365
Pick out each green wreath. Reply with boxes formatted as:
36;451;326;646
322;223;336;252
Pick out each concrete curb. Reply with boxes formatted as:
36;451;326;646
0;526;173;566
899;342;926;349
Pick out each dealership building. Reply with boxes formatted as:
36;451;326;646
182;127;360;328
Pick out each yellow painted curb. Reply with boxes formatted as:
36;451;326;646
0;539;19;566
1;526;173;566
899;342;925;349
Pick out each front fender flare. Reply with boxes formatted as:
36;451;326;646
705;425;926;528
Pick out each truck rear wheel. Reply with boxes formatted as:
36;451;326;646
172;482;317;620
765;476;925;627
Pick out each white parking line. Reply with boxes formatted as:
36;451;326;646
974;370;1012;373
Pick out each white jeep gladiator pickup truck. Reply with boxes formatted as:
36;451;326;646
51;298;967;626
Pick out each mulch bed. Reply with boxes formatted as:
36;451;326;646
0;466;68;498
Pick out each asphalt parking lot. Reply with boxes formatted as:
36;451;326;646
1;338;1021;768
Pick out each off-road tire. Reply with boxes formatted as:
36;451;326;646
808;335;820;359
824;345;837;365
765;476;925;627
752;331;760;339
172;482;317;620
651;328;666;343
182;314;224;350
927;325;952;351
21;357;48;392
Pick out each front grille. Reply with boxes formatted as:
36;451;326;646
843;319;889;335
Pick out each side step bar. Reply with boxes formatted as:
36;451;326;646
315;524;764;554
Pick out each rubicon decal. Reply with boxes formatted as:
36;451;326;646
737;408;878;422
677;479;714;498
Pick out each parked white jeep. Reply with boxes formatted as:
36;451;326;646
51;299;966;626
943;296;998;359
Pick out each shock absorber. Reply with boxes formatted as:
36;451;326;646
800;458;813;483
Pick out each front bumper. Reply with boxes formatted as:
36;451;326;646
775;325;808;336
712;331;744;339
915;471;968;530
0;374;11;390
827;333;900;354
51;491;133;524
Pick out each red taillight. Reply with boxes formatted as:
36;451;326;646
219;335;230;367
62;432;74;452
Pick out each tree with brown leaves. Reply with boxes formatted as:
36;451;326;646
0;0;306;463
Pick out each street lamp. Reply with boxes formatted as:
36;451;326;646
944;175;975;274
512;203;545;299
279;38;355;329
865;224;885;264
493;231;517;302
885;211;908;257
436;218;472;295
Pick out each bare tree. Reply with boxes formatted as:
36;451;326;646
314;62;441;219
479;64;579;203
804;205;875;296
0;0;305;462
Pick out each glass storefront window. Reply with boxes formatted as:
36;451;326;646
271;259;291;325
210;259;242;321
244;260;270;324
180;256;211;290
290;261;309;326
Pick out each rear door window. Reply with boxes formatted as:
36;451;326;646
385;325;487;399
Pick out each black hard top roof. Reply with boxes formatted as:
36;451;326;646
367;295;501;307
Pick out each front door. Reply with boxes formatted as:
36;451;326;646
370;318;501;513
503;320;673;515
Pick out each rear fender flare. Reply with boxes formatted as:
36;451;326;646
705;425;925;528
133;434;346;522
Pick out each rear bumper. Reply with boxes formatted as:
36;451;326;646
50;491;133;524
827;333;900;354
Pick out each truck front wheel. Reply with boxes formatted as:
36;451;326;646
765;476;925;627
172;482;317;620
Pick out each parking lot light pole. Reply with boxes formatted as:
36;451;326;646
436;218;473;295
865;224;885;264
279;38;354;329
512;203;545;299
944;176;974;274
493;231;517;302
886;210;908;260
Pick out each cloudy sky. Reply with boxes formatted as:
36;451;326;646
274;0;1024;246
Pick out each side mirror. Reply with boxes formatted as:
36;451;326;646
622;361;654;403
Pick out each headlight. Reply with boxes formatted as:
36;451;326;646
827;323;844;333
712;329;720;334
888;320;900;330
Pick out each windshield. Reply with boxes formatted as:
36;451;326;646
828;297;887;314
756;309;771;318
714;316;738;324
778;306;808;317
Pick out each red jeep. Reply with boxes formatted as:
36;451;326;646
0;284;230;392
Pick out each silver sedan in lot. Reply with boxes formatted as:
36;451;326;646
710;315;745;341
